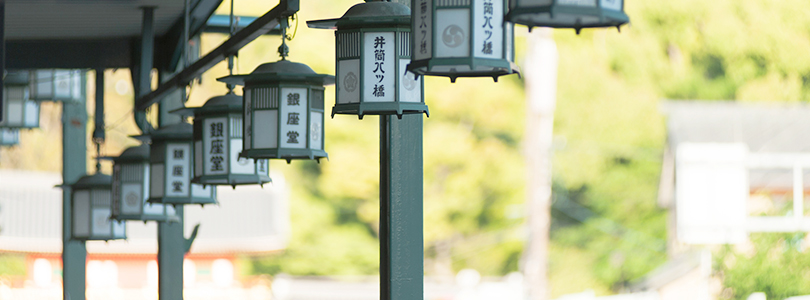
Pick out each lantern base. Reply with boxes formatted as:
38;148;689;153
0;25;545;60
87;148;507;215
193;174;272;188
332;102;429;119
148;196;218;206
505;5;629;33
112;213;179;223
240;148;328;164
407;58;520;83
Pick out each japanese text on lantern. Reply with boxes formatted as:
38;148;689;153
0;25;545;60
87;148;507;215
372;36;386;98
419;0;428;55
286;92;300;144
209;122;225;172
168;147;186;194
481;0;494;55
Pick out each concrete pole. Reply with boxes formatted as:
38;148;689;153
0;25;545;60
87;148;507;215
521;28;558;300
62;72;88;300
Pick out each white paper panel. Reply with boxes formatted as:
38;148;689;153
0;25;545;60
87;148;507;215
165;144;191;197
6;100;22;124
473;0;504;59
120;183;142;215
338;59;361;104
73;190;91;237
24;101;39;127
231;139;255;174
91;208;112;237
363;32;395;103
399;59;421;103
279;88;308;149
413;0;433;60
600;0;622;10
112;220;126;239
203;117;229;175
310;112;323;150
253;110;278;149
435;9;470;58
558;0;596;6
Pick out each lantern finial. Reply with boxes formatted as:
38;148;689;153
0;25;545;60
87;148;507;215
278;17;290;61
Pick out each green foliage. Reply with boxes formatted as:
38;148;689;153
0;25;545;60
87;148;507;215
0;254;25;277
716;233;810;300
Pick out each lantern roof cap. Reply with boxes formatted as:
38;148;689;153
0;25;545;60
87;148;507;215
306;1;410;30
217;60;335;86
172;93;242;117
131;122;193;143
5;71;29;85
60;173;112;189
112;144;150;163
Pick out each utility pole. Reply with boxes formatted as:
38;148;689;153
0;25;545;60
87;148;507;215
522;28;558;300
62;72;88;300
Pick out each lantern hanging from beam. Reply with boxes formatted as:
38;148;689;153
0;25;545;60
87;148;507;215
218;60;333;163
406;0;519;82
61;173;126;241
134;123;217;205
28;69;83;101
505;0;629;33
308;0;427;118
172;93;272;187
0;71;40;129
109;144;178;222
0;128;20;146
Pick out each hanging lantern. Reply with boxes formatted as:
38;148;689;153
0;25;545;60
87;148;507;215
172;93;272;187
406;0;519;82
308;0;427;118
109;144;178;222
61;173;126;241
505;0;629;33
134;123;217;205
28;69;83;101
218;60;333;163
0;128;20;146
0;71;40;129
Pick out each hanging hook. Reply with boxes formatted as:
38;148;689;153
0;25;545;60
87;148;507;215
278;17;290;60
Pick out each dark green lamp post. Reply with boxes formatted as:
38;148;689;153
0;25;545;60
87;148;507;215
0;128;19;146
62;173;127;241
308;0;427;119
172;93;272;187
0;71;40;129
109;144;178;222
134;123;217;205
28;69;84;101
506;0;629;33
218;22;334;163
407;0;519;82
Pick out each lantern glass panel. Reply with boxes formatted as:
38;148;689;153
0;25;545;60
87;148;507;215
165;143;191;197
0;128;19;145
30;69;83;101
91;189;112;237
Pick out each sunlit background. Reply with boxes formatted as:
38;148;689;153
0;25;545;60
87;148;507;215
2;0;810;300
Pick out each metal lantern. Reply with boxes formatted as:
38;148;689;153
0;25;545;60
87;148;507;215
172;93;272;187
28;69;83;101
110;145;178;222
134;123;217;205
407;0;519;82
505;0;629;33
308;0;427;118
0;71;40;129
218;60;334;163
0;128;20;146
63;173;126;241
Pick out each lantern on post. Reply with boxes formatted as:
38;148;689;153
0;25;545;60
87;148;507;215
218;29;334;163
60;173;126;241
134;123;217;205
505;0;629;33
108;144;178;222
0;128;19;146
172;93;272;187
308;0;427;119
406;0;519;82
0;71;40;129
28;69;83;101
